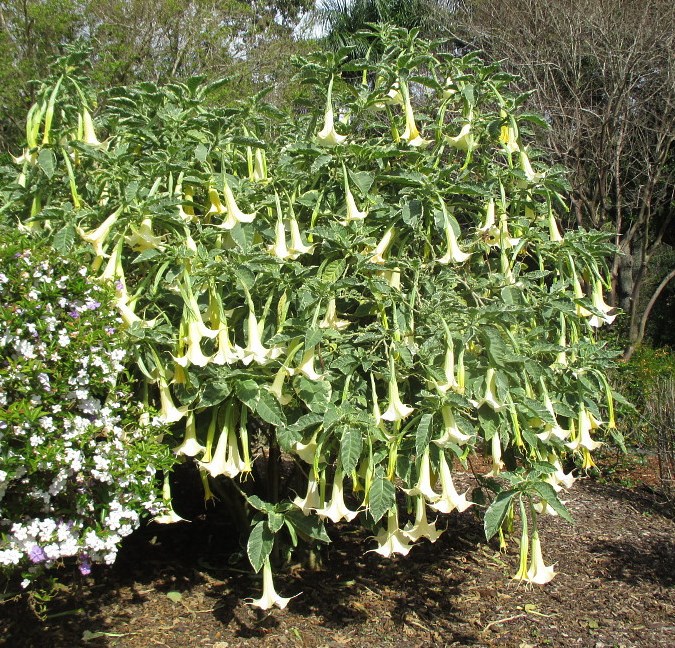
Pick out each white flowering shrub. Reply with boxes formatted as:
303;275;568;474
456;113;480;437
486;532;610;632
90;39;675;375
0;28;621;607
0;229;174;587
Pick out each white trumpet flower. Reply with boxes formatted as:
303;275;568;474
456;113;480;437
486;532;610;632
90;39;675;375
477;367;503;411
289;345;323;381
368;227;395;264
125;216;165;252
158;376;188;424
246;558;296;610
341;165;367;223
370;508;413;557
293;470;322;514
288;211;314;258
173;410;206;457
81;107;105;147
198;407;246;478
588;280;616;328
400;81;431;148
77;208;122;258
429;452;473;514
519;148;542;183
380;356;414;422
212;322;243;365
319;297;350;330
314;465;358;523
240;307;282;366
173;319;214;368
402;445;440;503
434;406;472;446
438;216;471;264
153;475;188;524
316;77;347;147
499;110;520;154
403;496;443;543
488;432;505;476
267;365;293;405
268;210;291;260
292;429;319;464
446;122;474;151
526;529;556;584
567;407;603;452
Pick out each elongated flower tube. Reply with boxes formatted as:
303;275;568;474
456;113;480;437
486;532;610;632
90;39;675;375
341;164;367;223
438;214;471;264
287;207;314;258
548;205;563;243
77;207;122;258
246;558;295;610
268;203;291;260
293;469;322;515
314;464;358;523
125;216;165;252
368;227;395;264
173;410;206;457
381;355;414;422
446;122;474;151
319;297;349;330
402;445;439;502
512;500;530;582
488;432;505;476
520;148;542;183
534;380;569;442
199;404;246;478
252;148;267;182
176;182;196;222
442;76;456;100
479;197;497;233
153;474;188;524
209;181;256;229
212;321;243;365
588;279;616;328
268;365;293;405
499;110;520;155
527;526;556;584
477;367;503;411
370;508;413;557
434;406;472;446
386;81;404;106
403;496;443;543
81;107;104;147
433;320;457;393
290;344;323;381
567;407;603;452
429;452;473;514
158;374;188;423
173;318;214;368
292;428;320;464
546;457;576;492
240;304;282;366
399;80;431;148
316;76;347;147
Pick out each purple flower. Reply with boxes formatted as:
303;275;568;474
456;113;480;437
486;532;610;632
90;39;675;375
86;299;101;310
68;310;80;319
28;544;47;564
78;555;92;576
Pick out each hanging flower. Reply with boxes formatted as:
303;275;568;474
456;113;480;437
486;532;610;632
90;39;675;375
446;122;474;151
77;207;122;259
240;305;283;366
438;214;471;264
400;80;432;148
319;297;350;330
429;452;473;514
173;410;206;457
293;470;322;515
403;445;440;503
434;406;473;446
314;465;358;523
157;374;188;423
588;280;616;328
198;404;247;478
403;496;443;543
526;528;556;584
153;474;189;524
316;76;347;147
246;558;296;610
370;507;413;557
368;227;395;264
380;355;414;422
340;164;367;223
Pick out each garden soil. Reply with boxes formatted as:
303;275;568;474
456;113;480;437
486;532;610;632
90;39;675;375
1;457;674;648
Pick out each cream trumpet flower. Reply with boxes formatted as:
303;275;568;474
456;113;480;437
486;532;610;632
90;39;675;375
77;207;122;258
198;405;247;478
479;197;497;235
176;183;196;222
316;76;347;147
572;270;592;318
548;206;563;243
544;457;576;493
432;346;457;393
173;410;206;457
385;81;404;106
438;214;471;264
319;297;350;330
477;367;503;411
382;267;401;290
526;528;556;584
153;474;188;524
246;558;295;610
434;406;472;446
402;445;440;503
488;432;505;476
240;305;283;366
567;406;603;452
267;365;293;405
268;206;291;260
293;469;322;514
534;381;569;442
289;344;323;381
370;508;413;557
208;180;256;229
429;452;473;514
588;279;616;328
400;80;432;148
340;165;367;223
380;356;414;422
446;122;474;151
158;374;188;423
368;227;395;263
125;216;165;252
403;496;443;543
11;148;37;166
212;320;243;365
81;107;105;147
499;110;520;154
291;428;319;464
173;318;214;368
252;148;267;182
519;148;542;183
314;464;358;523
442;76;456;100
288;208;314;258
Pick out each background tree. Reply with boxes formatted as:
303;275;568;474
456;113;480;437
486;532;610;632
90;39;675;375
454;0;675;356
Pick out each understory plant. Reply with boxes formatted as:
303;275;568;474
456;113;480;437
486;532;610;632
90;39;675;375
1;27;620;607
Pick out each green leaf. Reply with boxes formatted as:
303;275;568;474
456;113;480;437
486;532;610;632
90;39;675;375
484;490;516;541
531;482;574;523
246;521;274;573
368;477;395;524
267;511;285;533
285;510;331;543
235;379;260;408
415;413;433;456
276;424;302;453
247;494;275;513
256;391;286;427
166;591;182;603
481;326;511;368
305;327;323;351
200;380;231;408
38;148;56;179
340;426;362;474
348;170;374;195
52;224;75;254
295;377;331;413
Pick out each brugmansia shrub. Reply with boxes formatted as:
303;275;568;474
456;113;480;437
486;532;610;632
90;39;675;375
0;28;620;606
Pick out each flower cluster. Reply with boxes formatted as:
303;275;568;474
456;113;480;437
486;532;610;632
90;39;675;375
0;234;174;586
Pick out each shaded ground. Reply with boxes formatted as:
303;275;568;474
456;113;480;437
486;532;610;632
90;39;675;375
1;461;674;648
